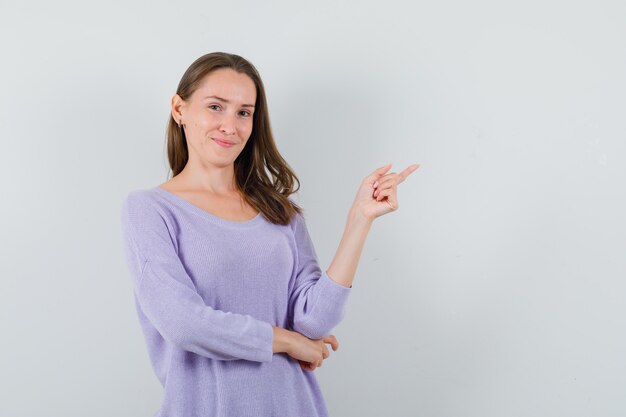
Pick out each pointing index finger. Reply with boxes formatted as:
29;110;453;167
397;163;420;183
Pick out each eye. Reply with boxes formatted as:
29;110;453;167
208;104;221;111
240;110;251;117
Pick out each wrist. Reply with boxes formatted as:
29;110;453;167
272;326;293;354
348;202;374;222
348;205;374;228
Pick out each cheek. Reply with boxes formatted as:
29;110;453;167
237;121;253;136
191;111;212;127
198;117;213;128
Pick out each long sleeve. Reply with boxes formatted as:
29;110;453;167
287;212;352;339
120;192;274;363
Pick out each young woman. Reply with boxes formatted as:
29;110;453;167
120;51;419;417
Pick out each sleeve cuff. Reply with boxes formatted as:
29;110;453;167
256;320;275;363
318;271;352;302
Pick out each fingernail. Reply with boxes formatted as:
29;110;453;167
373;181;378;188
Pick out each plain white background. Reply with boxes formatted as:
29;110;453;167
1;1;624;416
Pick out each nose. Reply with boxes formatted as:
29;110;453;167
219;113;237;136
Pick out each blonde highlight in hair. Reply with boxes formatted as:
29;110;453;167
164;52;303;225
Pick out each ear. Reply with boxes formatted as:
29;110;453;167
171;94;186;123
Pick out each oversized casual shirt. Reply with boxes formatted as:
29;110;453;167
120;186;352;417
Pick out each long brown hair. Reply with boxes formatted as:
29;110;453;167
164;52;303;225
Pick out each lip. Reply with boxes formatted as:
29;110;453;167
212;138;235;148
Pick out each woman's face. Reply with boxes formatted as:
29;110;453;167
173;68;257;167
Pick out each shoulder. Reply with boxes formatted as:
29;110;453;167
121;188;157;216
120;187;171;231
285;195;313;239
286;196;305;225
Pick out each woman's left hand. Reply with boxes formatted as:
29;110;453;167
350;162;420;221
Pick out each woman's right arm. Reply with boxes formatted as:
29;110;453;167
121;192;275;363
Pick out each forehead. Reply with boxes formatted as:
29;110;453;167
194;68;256;103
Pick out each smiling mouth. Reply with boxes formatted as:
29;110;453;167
212;137;234;144
212;138;235;148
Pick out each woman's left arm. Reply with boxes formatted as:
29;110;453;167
287;162;420;340
326;162;420;288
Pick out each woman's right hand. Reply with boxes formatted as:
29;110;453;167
273;326;339;371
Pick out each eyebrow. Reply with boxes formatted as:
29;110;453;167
203;95;255;108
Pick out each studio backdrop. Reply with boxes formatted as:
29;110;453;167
1;1;624;416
